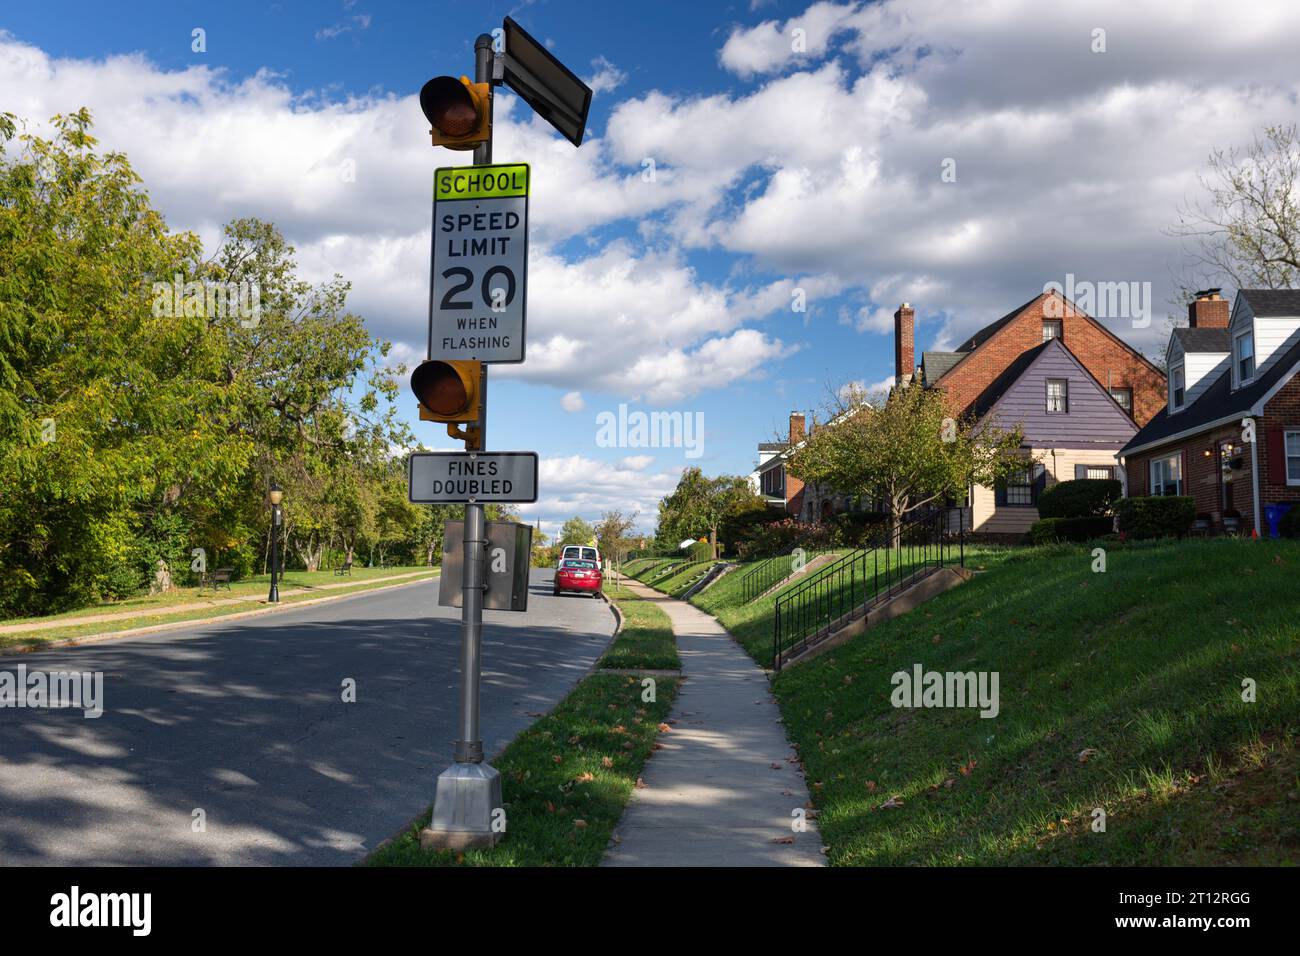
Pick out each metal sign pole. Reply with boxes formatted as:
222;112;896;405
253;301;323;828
422;31;503;851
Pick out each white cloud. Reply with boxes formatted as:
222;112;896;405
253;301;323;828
518;454;681;534
560;390;586;412
585;56;626;95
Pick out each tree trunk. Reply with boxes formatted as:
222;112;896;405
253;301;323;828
709;528;718;560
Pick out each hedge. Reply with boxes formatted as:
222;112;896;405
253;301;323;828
1113;496;1196;539
1036;478;1122;519
1028;516;1114;544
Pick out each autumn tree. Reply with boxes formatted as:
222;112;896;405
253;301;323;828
787;382;1025;547
1167;124;1300;314
656;468;761;559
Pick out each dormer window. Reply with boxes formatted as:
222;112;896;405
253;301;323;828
1234;330;1255;383
1170;364;1185;409
1042;320;1062;342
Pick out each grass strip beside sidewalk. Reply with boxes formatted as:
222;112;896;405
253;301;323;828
598;583;681;670
365;672;679;866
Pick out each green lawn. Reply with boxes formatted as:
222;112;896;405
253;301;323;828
765;538;1300;865
598;583;680;670
0;566;439;649
365;673;679;867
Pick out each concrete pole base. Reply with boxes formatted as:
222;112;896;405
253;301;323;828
420;761;503;851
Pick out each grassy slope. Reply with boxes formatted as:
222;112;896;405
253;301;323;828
598;583;681;670
365;673;678;866
693;546;946;666
768;538;1300;865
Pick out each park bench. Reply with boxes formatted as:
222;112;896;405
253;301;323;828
202;568;234;591
334;557;353;576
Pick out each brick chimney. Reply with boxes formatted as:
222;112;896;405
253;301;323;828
1189;288;1229;329
894;302;915;384
788;411;806;445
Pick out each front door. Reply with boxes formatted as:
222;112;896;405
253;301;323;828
1218;440;1235;513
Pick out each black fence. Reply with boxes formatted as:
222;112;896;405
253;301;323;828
772;508;964;671
739;544;830;603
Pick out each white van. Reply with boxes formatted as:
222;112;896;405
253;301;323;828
560;545;600;569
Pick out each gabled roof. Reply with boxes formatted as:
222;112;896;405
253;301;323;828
968;341;1051;420
953;293;1044;353
1171;327;1230;353
1240;288;1300;317
1121;336;1300;456
757;442;788;452
933;290;1163;389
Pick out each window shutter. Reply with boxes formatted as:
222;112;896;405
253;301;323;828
1075;464;1087;480
994;482;1007;506
1032;464;1048;504
1266;428;1285;481
1181;449;1188;496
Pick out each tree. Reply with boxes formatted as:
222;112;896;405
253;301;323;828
594;509;638;584
1166;124;1300;312
657;468;761;559
558;516;595;547
786;381;1025;547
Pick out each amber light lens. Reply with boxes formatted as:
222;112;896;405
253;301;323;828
420;77;478;136
412;361;473;415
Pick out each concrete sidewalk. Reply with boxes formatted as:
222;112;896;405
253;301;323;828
602;579;824;866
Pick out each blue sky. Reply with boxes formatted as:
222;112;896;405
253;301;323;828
6;0;1300;537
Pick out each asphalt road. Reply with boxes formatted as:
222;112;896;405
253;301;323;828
0;568;613;865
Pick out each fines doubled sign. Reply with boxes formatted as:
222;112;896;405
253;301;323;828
428;163;529;364
408;451;538;504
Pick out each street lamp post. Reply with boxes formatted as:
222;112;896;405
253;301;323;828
268;483;283;603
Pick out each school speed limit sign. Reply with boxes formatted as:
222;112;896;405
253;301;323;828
428;163;529;364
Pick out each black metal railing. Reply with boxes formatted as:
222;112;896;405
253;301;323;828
772;507;964;670
740;541;828;603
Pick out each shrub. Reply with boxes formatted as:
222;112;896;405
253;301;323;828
1279;505;1300;539
1036;478;1122;519
1114;496;1196;539
1028;515;1114;544
736;517;838;559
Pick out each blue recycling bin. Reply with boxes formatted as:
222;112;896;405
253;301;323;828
1263;503;1293;539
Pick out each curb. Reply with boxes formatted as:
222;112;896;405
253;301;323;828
5;573;441;654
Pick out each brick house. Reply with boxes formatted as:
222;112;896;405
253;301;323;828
904;290;1167;537
1119;289;1300;536
748;412;807;515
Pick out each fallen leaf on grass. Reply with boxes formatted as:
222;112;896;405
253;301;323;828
552;755;563;764
959;758;977;776
601;756;614;769
575;772;594;783
865;780;878;793
657;722;671;732
879;796;904;810
1077;748;1100;763
635;777;648;789
574;819;588;829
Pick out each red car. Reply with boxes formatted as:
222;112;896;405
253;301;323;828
554;558;602;597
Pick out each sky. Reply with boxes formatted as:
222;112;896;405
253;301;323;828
5;0;1300;539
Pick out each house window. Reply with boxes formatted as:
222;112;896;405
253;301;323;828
1287;431;1300;484
1235;331;1255;383
1170;365;1185;409
1046;379;1069;413
1109;387;1132;416
1150;454;1183;496
1085;465;1114;480
761;466;784;497
999;463;1045;507
1042;320;1062;342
